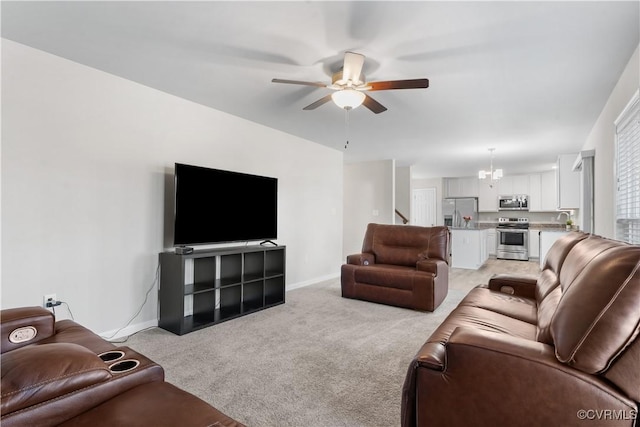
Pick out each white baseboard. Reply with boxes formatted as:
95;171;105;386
99;318;158;341
287;272;340;291
98;273;339;339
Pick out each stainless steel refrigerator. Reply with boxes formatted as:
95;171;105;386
443;197;478;228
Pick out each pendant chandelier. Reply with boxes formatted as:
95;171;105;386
478;148;503;187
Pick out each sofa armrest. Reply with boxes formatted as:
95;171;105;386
487;274;537;299
402;327;637;427
1;343;112;415
345;252;375;266
1;306;55;353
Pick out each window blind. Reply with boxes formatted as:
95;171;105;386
615;90;640;244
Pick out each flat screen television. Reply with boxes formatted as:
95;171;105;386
173;163;278;246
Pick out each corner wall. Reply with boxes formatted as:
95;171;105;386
343;159;395;258
395;166;410;224
1;40;344;336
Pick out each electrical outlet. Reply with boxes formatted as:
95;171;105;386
44;294;57;308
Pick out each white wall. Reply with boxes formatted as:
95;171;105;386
2;40;344;336
343;160;395;258
582;44;639;238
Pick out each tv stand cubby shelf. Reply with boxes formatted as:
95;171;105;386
159;245;286;335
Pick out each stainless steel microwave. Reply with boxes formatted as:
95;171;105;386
498;195;529;211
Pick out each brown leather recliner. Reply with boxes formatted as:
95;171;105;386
1;306;244;427
401;232;640;427
341;224;451;312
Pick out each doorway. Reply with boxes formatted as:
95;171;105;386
412;188;437;226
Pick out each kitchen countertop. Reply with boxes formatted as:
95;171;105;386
475;221;576;231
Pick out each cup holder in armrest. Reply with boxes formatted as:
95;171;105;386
108;359;140;373
98;350;125;362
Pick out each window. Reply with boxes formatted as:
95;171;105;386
614;89;640;244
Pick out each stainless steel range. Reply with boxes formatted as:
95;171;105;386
496;217;529;261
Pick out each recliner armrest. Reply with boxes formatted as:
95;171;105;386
346;252;375;266
416;259;447;276
1;306;55;353
487;274;537;299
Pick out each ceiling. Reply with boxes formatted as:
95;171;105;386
3;1;639;178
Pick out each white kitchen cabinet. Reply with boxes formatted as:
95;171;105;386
451;229;488;269
497;176;512;195
450;171;557;212
487;229;497;256
528;171;557;212
444;178;457;197
447;177;478;198
512;175;529;195
557;154;580;209
497;174;528;196
462;178;479;197
529;230;540;259
529;174;542;211
478;179;499;212
540;171;557;211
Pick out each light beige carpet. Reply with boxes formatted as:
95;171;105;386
125;259;540;426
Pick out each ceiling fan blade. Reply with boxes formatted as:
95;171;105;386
272;78;327;88
367;78;429;91
362;94;387;114
342;51;365;84
303;94;333;110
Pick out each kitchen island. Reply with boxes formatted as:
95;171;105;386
450;228;489;269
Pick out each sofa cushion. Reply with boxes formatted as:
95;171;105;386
37;319;116;354
426;305;537;345
536;286;562;345
541;231;588;274
551;244;640;373
1;343;112;415
57;382;244;427
558;236;623;292
458;287;537;324
535;269;560;302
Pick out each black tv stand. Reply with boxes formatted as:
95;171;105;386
159;245;286;335
260;240;277;247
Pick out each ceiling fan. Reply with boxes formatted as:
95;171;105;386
272;51;429;114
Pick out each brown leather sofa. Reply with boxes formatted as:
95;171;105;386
1;306;244;427
341;224;450;312
401;232;640;427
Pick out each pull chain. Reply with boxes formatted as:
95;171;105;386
344;107;351;149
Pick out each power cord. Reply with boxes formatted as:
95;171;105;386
102;263;160;342
108;325;156;344
51;301;75;320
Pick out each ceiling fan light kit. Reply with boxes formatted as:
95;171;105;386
331;89;366;110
